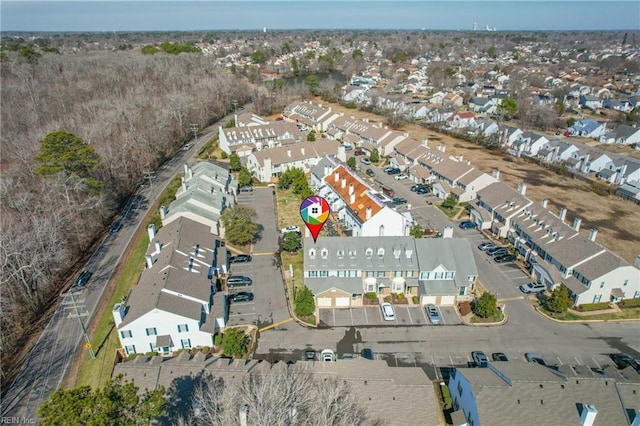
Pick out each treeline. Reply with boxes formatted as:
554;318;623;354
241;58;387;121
0;50;250;384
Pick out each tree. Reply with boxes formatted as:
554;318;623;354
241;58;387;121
35;131;103;194
306;131;316;142
409;224;423;239
369;148;380;163
221;328;248;357
294;285;315;317
290;57;299;76
487;46;499;59
304;74;319;96
473;292;498;318
497;98;518;120
547;284;571;313
512;48;520;60
238;167;252;187
346;157;356;170
220;205;259;246
441;194;457;210
282;231;301;252
250;50;267;64
228;152;241;172
38;374;166;425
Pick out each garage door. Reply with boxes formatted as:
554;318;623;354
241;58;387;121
317;297;332;307
422;296;436;305
440;296;456;306
335;297;350;308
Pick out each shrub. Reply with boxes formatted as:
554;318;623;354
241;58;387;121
620;298;640;308
441;384;452;410
412;295;419;304
577;302;610;311
473;292;498;318
214;333;223;346
201;346;210;353
458;301;472;316
145;352;158;357
294;286;315;317
127;353;140;361
383;295;391;302
547;284;571;313
222;328;249;357
365;292;377;299
220;151;228;159
393;293;405;300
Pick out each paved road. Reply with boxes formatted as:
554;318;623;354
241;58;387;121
1;118;227;419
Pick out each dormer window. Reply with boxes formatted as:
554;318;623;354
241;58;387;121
393;248;401;259
349;249;356;259
377;248;385;258
405;249;413;259
309;249;316;259
321;249;328;259
365;248;373;259
337;250;344;259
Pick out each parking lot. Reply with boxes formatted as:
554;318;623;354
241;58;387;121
318;305;461;327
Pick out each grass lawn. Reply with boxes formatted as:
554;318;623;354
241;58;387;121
541;306;640;321
74;231;149;389
437;204;462;219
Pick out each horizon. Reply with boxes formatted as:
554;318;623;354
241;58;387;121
2;1;639;32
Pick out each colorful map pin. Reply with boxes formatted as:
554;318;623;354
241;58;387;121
300;195;330;243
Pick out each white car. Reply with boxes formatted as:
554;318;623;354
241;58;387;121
281;225;300;234
519;282;546;294
320;349;336;362
381;302;396;321
360;157;371;165
394;174;408;181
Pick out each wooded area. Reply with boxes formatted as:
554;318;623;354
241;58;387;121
0;50;251;382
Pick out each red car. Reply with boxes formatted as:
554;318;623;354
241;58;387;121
354;149;365;156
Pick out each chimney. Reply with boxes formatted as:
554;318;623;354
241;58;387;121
573;217;582;232
160;206;166;220
147;224;156;240
341;178;346;189
365;207;372;220
239;405;249;426
155;241;161;254
541;199;548;208
492;168;500;180
518;183;527;196
184;163;189;176
559;207;567;222
422;138;429;147
324;165;330;177
580;404;597;426
301;147;305;155
442;226;454;239
334;171;339;182
349;192;355;204
589;228;598;242
146;254;154;269
348;184;354;195
188;167;193;180
287;149;291;157
112;303;126;327
403;131;409;138
458;154;464;162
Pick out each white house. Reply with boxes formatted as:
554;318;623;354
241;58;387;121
510;132;549;157
470;181;533;238
282;100;339;132
114;218;228;356
447;111;477;129
218;121;302;156
568;119;607;139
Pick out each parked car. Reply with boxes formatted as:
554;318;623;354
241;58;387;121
230;292;254;303
426;304;441;324
354;149;366;156
610;353;640;372
416;186;430;194
341;353;356;360
110;221;122;234
459;221;477;229
381;302;396;321
390;197;407;205
182;143;193;151
486;246;508;256
386;168;401;175
491;352;509;362
383;166;397;173
525;352;546;366
494;254;517;264
343;143;353;151
477;241;496;251
472;351;489;368
394;174;408;181
226;275;252;287
382;187;395;197
74;270;93;287
360;348;374;360
320;349;336;362
365;168;375;177
305;349;316;361
229;254;252;264
281;225;301;234
489;249;510;258
519;282;546;294
360;158;371;165
239;185;253;193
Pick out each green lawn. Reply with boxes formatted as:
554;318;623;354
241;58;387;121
75;231;149;389
437;204;462;219
541;306;640;321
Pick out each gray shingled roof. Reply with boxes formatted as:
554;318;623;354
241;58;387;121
250;139;341;167
477;182;532;213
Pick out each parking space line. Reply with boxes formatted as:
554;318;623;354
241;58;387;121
364;307;369;324
574;357;583;366
420;305;429;323
432;356;440;380
350;309;354;326
406;306;413;324
449;355;455;366
557;357;564;365
228;312;257;317
592;357;601;368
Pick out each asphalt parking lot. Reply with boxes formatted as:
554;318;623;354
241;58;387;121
318;305;461;327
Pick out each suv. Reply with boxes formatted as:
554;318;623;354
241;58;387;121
520;282;546;294
229;254;252;264
320;349;336;362
610;353;640;372
75;270;93;287
459;221;477;229
472;351;489;368
226;275;252;287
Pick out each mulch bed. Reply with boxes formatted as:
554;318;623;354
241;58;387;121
363;297;379;306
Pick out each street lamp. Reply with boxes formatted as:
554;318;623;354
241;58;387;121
189;123;199;147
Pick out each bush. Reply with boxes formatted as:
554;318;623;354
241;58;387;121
383;295;391;302
393;293;405;300
577;302;610;311
441;384;452;410
220;151;228;159
201;346;210;353
412;295;419;304
547;284;571;313
127;353;140;361
473;292;498;318
222;328;249;357
145;352;158;357
458;301;472;316
620;298;640;308
365;292;378;300
294;286;316;317
214;333;223;346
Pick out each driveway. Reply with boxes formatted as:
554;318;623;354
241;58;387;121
226;187;289;329
318;305;461;327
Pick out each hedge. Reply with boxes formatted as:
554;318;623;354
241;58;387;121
620;298;640;308
577;302;610;311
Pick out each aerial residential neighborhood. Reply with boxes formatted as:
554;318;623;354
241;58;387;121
2;3;640;424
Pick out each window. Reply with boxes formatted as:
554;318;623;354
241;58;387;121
406;270;414;278
124;345;136;355
319;270;329;278
181;339;192;349
349;249;356;259
393;282;403;292
377;271;385;277
145;327;157;336
309;249;316;259
120;330;132;339
366;283;375;292
366;248;373;259
623;279;628;287
178;324;189;333
394;271;402;277
435;272;444;279
308;270;318;278
379;225;385;236
600;282;605;288
377;248;385;258
337;250;344;259
365;271;374;278
321;249;328;259
445;271;455;279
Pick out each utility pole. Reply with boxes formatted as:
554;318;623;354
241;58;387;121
232;99;238;115
189;123;199;146
61;290;96;359
143;170;155;197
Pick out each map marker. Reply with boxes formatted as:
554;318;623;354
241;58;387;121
300;195;330;243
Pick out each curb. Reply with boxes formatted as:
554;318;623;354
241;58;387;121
534;306;640;323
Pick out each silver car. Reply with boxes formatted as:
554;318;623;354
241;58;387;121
519;282;546;294
426;304;441;324
381;302;396;321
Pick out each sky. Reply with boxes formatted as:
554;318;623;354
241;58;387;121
1;1;639;32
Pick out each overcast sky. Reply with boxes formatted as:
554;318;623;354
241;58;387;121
2;1;639;32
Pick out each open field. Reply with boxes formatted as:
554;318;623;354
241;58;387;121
313;100;640;263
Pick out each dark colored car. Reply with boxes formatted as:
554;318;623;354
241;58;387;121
492;352;508;362
365;168;375;177
525;352;546;366
305;349;316;361
382;187;395;197
110;221;122;234
75;270;93;287
459;221;477;229
386;168;401;175
230;292;254;302
416;186;430;194
354;149;366;156
472;351;489;368
391;197;407;205
494;254;517;263
229;254;252;264
226;275;252;287
610;353;640;372
360;348;374;360
383;166;397;173
486;246;508;256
